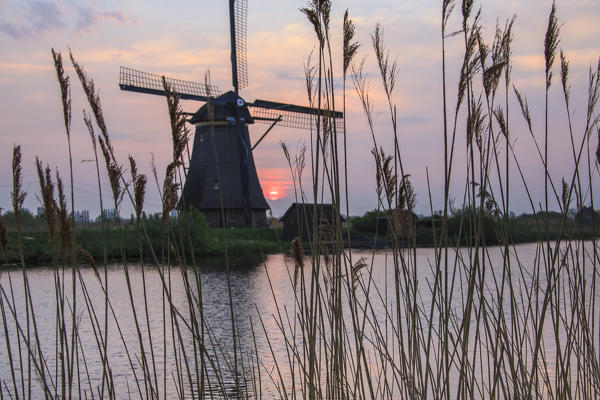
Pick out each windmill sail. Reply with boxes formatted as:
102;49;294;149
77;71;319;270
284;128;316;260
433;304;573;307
230;0;248;91
119;66;221;101
249;99;344;132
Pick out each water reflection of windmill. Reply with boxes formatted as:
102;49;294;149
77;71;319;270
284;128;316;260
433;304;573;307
119;0;343;227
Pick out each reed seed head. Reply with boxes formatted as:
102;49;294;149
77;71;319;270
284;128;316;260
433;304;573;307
36;157;57;239
462;0;474;25
343;10;360;78
162;77;189;164
442;0;455;31
483;62;506;100
485;198;501;217
129;155;138;181
99;136;122;204
481;24;509;99
51;48;72;139
456;22;481;114
56;171;72;251
11;145;26;222
295;144;306;178
372;147;397;208
397;176;416;238
162;162;179;224
493;107;508;139
544;1;560;88
304;52;317;108
400;175;416;213
586;59;600;137
319;0;331;36
513;85;533;134
561;178;570;211
129;155;147;221
300;4;324;48
372;23;398;101
70;49;110;148
372;148;383;199
281;142;291;166
0;211;7;260
79;248;96;269
596;128;600;167
503;16;516;83
352;58;375;130
467;95;486;150
351;257;367;290
79;248;100;279
560;50;571;106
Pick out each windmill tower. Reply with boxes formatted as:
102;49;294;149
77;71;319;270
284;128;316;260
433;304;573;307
119;0;342;227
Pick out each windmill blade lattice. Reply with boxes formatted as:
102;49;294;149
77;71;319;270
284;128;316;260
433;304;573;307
249;100;344;132
232;0;248;90
119;66;222;101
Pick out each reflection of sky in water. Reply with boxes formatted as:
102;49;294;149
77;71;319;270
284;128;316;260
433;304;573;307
0;242;598;398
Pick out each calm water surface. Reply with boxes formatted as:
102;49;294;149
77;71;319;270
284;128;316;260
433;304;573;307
0;242;597;398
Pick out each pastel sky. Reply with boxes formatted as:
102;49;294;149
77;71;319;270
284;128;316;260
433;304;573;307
0;0;599;218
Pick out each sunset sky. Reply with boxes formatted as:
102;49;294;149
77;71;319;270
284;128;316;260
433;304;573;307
0;0;598;218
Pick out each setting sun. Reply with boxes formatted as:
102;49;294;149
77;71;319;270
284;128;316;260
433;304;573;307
268;190;280;200
258;169;293;204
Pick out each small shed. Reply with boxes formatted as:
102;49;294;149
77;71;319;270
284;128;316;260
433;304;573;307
280;203;345;242
576;206;599;226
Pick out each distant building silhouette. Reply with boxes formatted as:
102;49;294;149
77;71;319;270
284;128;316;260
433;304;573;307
576;206;598;226
98;208;117;221
280;203;344;242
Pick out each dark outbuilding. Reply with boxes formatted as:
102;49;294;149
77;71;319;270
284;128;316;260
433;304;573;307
280;203;345;242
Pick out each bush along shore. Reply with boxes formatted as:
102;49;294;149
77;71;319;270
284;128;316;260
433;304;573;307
349;208;600;247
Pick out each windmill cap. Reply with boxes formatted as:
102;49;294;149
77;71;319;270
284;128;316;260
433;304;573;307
190;91;254;124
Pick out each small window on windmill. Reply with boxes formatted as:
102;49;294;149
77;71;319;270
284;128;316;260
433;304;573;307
195;124;205;142
213;179;219;190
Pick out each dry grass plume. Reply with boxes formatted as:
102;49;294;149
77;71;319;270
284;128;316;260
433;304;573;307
129;156;147;221
162;77;189;165
51;49;71;139
343;10;359;78
162;162;179;224
0;210;7;261
11;145;26;223
544;1;560;89
35;158;57;239
56;171;72;253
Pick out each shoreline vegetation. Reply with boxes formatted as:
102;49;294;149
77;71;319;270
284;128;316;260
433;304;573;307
1;0;600;398
0;208;597;265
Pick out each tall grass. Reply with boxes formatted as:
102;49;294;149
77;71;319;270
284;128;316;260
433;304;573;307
1;0;599;399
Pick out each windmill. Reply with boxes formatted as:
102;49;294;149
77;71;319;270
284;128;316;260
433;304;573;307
119;0;343;227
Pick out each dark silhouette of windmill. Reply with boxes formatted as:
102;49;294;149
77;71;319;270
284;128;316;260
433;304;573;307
119;0;342;227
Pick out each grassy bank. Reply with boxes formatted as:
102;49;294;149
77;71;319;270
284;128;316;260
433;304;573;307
0;211;288;265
